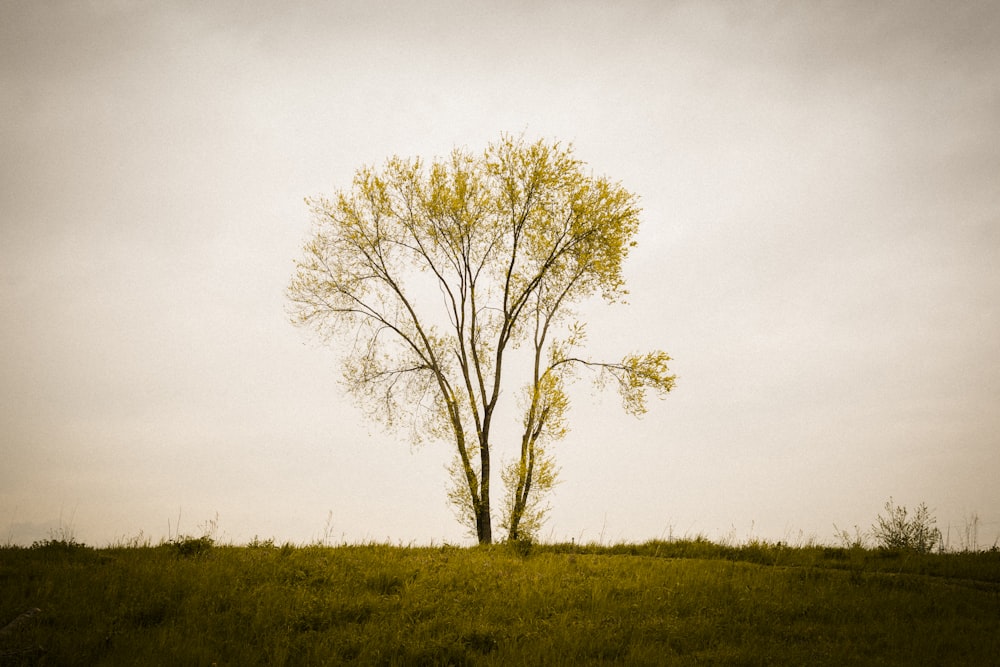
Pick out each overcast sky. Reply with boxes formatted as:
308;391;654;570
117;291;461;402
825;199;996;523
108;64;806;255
2;0;998;548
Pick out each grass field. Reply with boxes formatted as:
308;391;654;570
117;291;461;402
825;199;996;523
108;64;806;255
2;537;999;665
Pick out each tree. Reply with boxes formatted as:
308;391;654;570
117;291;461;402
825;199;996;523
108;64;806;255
288;135;675;544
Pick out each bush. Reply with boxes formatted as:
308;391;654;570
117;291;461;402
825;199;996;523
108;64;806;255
871;498;941;553
30;538;89;551
170;535;214;558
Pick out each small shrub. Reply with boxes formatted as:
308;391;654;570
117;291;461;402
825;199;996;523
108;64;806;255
247;536;276;549
171;535;214;558
508;537;534;558
30;538;89;552
871;498;941;554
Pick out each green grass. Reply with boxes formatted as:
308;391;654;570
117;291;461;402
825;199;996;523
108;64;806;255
2;538;999;665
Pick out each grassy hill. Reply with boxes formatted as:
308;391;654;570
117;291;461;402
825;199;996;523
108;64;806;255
2;538;999;665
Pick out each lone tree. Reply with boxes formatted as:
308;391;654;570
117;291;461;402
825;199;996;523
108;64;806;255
288;135;675;544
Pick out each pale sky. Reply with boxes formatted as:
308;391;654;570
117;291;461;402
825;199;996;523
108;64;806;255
2;0;998;548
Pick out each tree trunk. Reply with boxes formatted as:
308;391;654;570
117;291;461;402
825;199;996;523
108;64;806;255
476;505;492;545
476;439;492;544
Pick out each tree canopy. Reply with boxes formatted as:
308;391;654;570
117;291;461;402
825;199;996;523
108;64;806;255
288;135;675;544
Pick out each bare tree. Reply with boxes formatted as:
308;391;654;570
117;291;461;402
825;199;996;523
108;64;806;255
288;135;675;544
